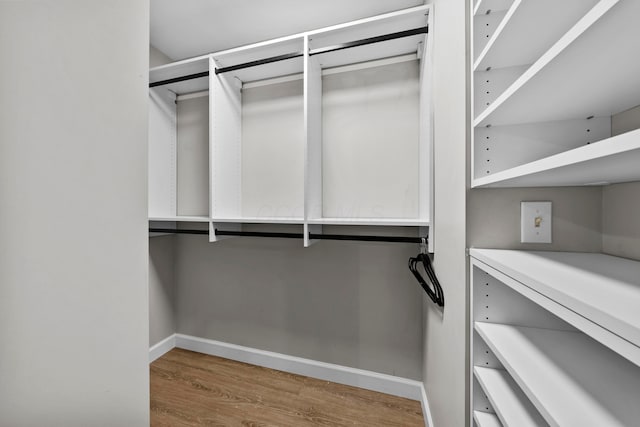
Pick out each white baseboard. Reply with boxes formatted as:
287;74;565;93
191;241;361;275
149;333;433;425
149;334;176;363
420;383;434;427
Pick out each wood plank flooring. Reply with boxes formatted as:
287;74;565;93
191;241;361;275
150;348;425;426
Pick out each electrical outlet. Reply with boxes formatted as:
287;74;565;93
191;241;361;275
521;201;552;243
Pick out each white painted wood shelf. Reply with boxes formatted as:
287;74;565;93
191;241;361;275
307;218;429;227
149;216;210;223
472;127;640;187
474;0;598;72
473;410;502;427
149;56;210;94
471;249;640;365
212;217;304;225
475;0;639;127
474;366;545;427
474;0;512;16
476;322;640;427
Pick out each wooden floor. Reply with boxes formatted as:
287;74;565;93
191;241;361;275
150;348;424;426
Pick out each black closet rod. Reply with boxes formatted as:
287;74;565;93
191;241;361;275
149;25;428;86
149;228;424;244
308;26;428;57
149;70;209;88
215;51;304;75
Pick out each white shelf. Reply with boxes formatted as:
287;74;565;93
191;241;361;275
149;216;210;223
212;36;304;83
474;0;513;16
475;0;638;127
474;0;598;72
474;367;545;427
473;411;502;427
212;217;304;225
472;127;640;187
476;322;640;427
471;249;640;365
307;218;428;226
149;56;210;95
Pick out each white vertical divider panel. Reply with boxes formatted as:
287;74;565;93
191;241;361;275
210;221;242;243
419;9;434;252
304;35;324;247
211;58;242;220
208;57;216;243
148;87;177;217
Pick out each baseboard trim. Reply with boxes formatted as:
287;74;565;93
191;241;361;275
149;334;176;363
175;334;422;401
149;333;433;424
420;383;434;427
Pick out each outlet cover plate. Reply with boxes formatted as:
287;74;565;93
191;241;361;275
521;201;552;243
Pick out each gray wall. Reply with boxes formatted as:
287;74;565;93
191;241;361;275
468;187;603;251
149;235;176;346
422;1;468;426
603;106;640;261
174;228;424;380
0;2;149;425
602;181;640;260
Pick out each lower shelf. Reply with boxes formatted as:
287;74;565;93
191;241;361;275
475;322;640;427
473;410;502;427
474;366;545;427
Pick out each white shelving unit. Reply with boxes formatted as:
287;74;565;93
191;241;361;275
471;249;640;364
149;56;211;222
470;1;640;424
471;0;640;188
474;366;545;427
470;254;640;426
473;410;502;427
148;5;434;247
304;8;433;228
476;322;640;426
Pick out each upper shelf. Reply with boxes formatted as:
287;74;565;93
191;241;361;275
470;249;640;365
149;56;210;95
149;216;210;223
472;127;640;187
476;322;640;427
212;36;304;84
475;0;639;127
474;0;599;72
473;0;513;16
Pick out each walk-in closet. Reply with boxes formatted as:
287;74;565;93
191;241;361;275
2;0;638;425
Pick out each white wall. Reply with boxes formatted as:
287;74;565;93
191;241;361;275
421;1;469;426
0;2;149;425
